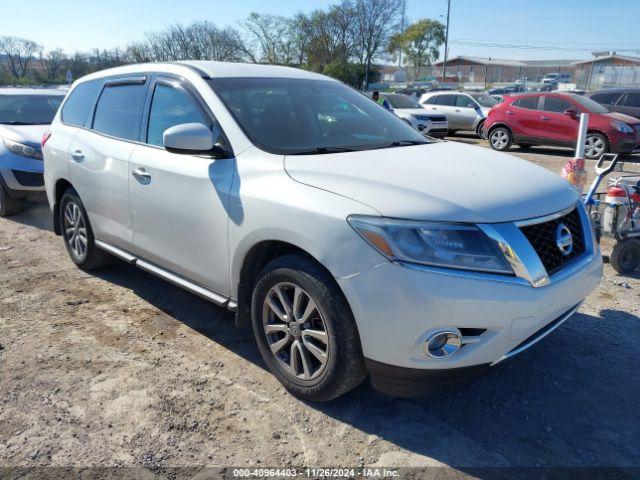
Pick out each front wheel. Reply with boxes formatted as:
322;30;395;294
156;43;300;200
489;127;513;151
251;254;367;402
584;133;609;160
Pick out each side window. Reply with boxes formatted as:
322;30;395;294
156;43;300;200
437;95;456;106
92;82;147;141
622;92;640;108
456;95;475;108
591;92;621;105
146;84;217;147
61;80;102;127
542;96;572;113
513;96;540;110
423;95;438;105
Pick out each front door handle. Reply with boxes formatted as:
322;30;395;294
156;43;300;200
506;110;515;115
132;167;151;185
70;149;84;162
540;115;550;121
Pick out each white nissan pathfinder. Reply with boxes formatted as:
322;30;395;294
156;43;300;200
43;62;602;401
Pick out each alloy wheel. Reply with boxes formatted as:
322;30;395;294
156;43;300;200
63;201;88;260
262;282;330;381
585;135;605;158
490;129;509;149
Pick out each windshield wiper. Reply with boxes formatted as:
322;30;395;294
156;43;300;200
290;146;359;155
375;140;430;149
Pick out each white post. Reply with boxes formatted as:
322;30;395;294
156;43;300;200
575;113;589;158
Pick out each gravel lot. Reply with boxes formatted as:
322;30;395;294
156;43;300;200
1;137;639;476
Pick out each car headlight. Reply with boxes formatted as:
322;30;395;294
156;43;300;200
348;215;513;274
3;137;43;160
611;120;633;134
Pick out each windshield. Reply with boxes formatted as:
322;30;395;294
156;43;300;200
0;94;64;125
384;94;422;109
208;78;428;155
570;94;610;114
470;93;499;108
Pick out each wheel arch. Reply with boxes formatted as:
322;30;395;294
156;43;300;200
52;178;74;235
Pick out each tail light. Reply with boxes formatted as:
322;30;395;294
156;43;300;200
41;131;52;149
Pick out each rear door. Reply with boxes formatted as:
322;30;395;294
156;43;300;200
616;92;640;119
128;76;234;295
68;76;149;249
537;95;578;143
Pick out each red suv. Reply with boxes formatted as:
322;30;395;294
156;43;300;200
483;92;640;159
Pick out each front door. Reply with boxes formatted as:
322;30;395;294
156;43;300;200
128;77;235;295
453;95;481;130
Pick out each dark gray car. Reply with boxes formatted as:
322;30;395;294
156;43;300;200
587;89;640;120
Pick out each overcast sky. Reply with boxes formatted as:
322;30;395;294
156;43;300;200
1;0;639;61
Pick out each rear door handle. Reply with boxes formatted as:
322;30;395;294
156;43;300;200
132;167;151;184
540;115;550;121
70;149;84;162
506;111;515;115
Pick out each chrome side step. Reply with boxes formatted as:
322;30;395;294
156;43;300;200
95;240;232;308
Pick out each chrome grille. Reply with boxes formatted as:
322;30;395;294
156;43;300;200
519;208;585;275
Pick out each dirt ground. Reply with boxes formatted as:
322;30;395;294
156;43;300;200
1;139;639;477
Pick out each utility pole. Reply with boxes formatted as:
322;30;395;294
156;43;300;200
398;0;406;68
441;0;451;82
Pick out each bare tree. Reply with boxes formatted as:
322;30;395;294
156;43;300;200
244;13;301;65
41;48;67;81
0;36;42;78
353;0;403;87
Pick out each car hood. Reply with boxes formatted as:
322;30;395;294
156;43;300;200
0;124;49;146
605;112;640;125
392;108;434;117
284;141;578;223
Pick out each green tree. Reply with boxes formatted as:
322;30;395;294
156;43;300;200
389;19;445;76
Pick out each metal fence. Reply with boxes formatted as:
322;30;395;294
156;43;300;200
402;65;640;90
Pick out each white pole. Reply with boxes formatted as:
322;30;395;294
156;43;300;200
575;112;589;159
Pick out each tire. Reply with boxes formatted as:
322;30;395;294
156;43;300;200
0;182;22;217
475;120;485;138
251;253;367;402
489;126;513;151
610;239;640;274
584;132;609;160
59;188;113;270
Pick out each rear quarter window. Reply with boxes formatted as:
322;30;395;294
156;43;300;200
61;80;102;127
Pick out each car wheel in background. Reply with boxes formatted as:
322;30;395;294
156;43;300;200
475;120;485;138
251;253;367;402
60;188;113;270
610;238;640;274
489;127;513;151
0;182;22;217
584;133;609;160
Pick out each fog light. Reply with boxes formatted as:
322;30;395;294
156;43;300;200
425;330;462;358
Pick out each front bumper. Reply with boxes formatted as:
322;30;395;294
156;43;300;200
337;206;603;397
0;151;45;193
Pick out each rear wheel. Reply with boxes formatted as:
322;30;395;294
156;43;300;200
489;127;513;151
475;120;485;138
584;133;609;160
0;182;22;217
60;188;113;270
610;239;640;274
251;253;366;402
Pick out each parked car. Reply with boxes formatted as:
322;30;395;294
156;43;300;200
587;88;640;120
483;92;640;159
488;85;524;95
420;91;499;136
0;87;66;216
369;93;448;138
541;73;572;85
393;87;427;101
44;62;602;401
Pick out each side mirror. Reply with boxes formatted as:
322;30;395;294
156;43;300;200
563;108;578;118
163;123;214;154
